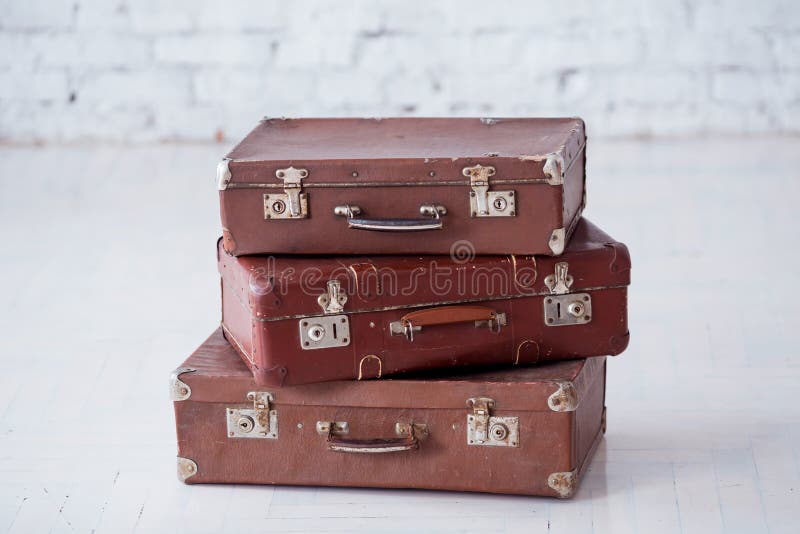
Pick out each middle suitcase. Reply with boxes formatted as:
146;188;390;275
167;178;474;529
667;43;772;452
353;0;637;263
219;218;630;386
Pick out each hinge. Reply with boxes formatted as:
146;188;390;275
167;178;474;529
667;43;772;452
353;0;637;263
226;391;278;439
317;279;347;314
463;165;516;218
466;397;519;447
543;262;592;327
264;167;309;219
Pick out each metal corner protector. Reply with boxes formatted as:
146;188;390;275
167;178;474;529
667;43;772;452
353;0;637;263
543;152;565;186
217;158;232;190
177;457;198;482
170;367;196;401
548;227;566;255
547;381;579;412
547;469;578;498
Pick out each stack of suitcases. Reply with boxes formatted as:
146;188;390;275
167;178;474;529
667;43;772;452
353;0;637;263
171;117;631;498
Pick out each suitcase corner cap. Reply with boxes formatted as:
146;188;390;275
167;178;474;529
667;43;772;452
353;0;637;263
547;381;579;412
177;457;198;482
217;158;232;190
547;469;578;498
170;367;196;401
543;152;565;186
548;228;566;255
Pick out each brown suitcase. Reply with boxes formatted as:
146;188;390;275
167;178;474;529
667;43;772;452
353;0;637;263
219;218;629;386
218;117;586;256
172;329;607;498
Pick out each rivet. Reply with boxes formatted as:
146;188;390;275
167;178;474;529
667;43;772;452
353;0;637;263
352;171;358;177
429;171;436;177
297;423;303;429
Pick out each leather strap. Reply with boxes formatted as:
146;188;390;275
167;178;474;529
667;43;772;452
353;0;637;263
400;305;498;328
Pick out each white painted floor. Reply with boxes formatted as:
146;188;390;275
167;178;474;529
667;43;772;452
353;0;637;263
0;138;798;533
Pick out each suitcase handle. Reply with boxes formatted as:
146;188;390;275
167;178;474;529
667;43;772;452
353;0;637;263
334;204;447;232
322;422;427;454
389;305;506;342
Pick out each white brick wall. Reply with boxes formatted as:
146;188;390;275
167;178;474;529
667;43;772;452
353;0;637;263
1;0;798;143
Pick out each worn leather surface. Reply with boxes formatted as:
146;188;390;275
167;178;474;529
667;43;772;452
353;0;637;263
218;218;630;386
173;330;606;496
219;117;586;256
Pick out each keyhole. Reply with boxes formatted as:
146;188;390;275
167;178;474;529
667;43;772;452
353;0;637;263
493;197;507;211
272;200;286;214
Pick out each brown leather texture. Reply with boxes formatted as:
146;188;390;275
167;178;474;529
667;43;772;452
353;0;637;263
218;218;630;386
219;117;586;256
173;329;606;497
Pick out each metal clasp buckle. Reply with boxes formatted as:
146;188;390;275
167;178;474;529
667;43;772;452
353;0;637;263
264;167;309;219
463;165;516;218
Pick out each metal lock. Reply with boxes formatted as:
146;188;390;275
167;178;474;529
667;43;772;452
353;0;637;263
543;262;592;326
226;391;278;439
463;165;516;218
299;315;351;350
466;397;519;447
264;167;309;219
236;416;255;433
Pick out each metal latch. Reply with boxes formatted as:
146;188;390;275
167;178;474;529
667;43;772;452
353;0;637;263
226;391;278;439
543;262;592;326
466;397;519;447
463;165;516;217
318;280;347;314
264;167;309;219
299;314;350;350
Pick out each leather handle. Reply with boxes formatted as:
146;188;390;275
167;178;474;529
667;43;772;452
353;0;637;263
334;204;446;232
389;305;506;341
401;305;498;327
327;435;419;454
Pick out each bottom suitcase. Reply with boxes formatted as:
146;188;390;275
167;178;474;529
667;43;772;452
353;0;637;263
171;329;607;498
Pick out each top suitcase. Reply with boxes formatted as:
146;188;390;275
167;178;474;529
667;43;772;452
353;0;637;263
218;117;586;256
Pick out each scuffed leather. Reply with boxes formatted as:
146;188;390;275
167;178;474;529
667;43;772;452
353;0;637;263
174;331;606;497
219;118;586;256
218;219;630;387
